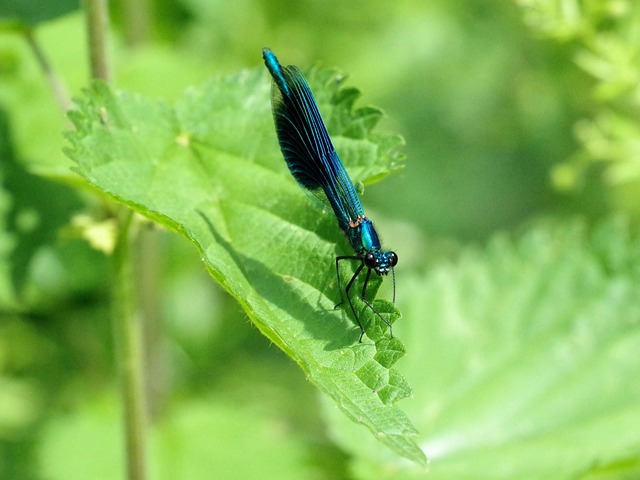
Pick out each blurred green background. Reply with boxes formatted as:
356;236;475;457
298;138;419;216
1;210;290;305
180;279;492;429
1;0;637;478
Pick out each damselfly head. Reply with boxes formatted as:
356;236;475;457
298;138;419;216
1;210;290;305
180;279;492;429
365;251;398;276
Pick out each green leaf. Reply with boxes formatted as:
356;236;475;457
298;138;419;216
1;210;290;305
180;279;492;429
0;109;18;307
0;105;82;304
65;68;423;464
0;0;80;26
336;217;640;478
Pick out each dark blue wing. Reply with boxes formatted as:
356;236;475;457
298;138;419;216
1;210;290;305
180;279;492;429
263;49;365;229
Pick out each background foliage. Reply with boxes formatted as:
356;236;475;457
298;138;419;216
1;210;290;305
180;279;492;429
1;0;640;478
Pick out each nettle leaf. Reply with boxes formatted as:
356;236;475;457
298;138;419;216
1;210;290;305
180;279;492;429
0;0;80;26
65;68;423;464
380;217;640;479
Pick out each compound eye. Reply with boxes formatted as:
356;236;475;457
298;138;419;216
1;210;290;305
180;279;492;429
389;251;398;267
364;252;377;268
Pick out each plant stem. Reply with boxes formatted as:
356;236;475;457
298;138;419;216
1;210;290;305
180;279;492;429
137;228;168;420
112;211;148;480
122;0;152;47
83;1;148;478
84;0;111;82
24;28;74;113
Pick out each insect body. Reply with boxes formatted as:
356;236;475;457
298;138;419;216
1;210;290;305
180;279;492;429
263;48;398;341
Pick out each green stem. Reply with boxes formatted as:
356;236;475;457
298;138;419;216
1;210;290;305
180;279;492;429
24;28;73;113
137;227;167;420
112;211;148;480
122;0;152;47
83;1;148;477
84;0;111;82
